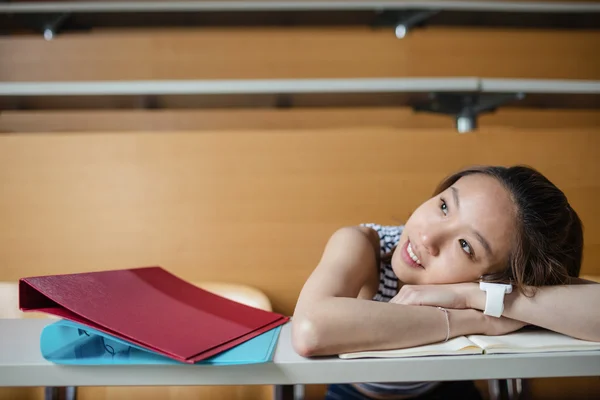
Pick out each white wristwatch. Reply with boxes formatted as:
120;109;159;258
479;282;512;318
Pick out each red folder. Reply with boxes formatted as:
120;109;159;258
19;266;289;364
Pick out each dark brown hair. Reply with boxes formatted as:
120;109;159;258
387;165;584;294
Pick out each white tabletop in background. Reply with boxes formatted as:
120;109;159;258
480;79;600;94
1;319;599;387
1;78;598;97
0;78;481;96
2;1;599;13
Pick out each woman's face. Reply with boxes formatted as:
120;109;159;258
392;174;517;285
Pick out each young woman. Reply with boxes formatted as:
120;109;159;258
292;165;599;400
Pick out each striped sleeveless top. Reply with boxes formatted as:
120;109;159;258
348;223;440;399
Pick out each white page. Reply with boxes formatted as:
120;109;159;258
468;330;600;354
339;336;482;359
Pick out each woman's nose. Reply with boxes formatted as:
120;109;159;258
420;231;440;257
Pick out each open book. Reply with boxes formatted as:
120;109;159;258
339;328;600;359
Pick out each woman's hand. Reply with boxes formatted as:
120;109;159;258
390;283;480;309
391;285;528;336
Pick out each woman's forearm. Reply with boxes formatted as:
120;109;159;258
468;283;600;341
292;297;484;357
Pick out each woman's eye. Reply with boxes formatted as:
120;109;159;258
459;239;473;257
440;199;448;215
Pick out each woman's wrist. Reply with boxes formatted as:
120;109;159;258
465;283;519;318
464;283;486;311
448;308;487;337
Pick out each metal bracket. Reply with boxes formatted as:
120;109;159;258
395;10;440;38
44;386;77;400
373;9;440;38
42;13;70;40
488;378;527;400
136;95;160;110
273;385;294;400
413;92;526;133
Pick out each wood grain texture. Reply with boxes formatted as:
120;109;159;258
1;27;598;81
1;113;599;316
0;386;272;400
1;19;599;400
526;377;600;400
75;386;273;400
2;108;600;133
0;122;599;400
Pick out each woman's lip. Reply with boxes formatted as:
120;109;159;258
401;239;425;270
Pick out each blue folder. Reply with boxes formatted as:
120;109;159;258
40;319;282;365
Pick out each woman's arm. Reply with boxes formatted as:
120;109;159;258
468;282;600;342
392;280;600;342
292;226;491;357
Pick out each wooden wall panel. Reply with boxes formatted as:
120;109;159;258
0;386;272;400
1;11;599;400
1;27;598;81
1;110;599;400
0;388;43;400
76;385;273;400
2;108;600;133
1;112;599;316
528;377;600;400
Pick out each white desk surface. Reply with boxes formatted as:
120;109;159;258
1;319;599;387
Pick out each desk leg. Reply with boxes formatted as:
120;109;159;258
489;379;529;400
507;379;528;400
489;379;512;400
274;385;295;400
44;386;77;400
44;387;61;400
65;386;77;400
488;379;502;400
